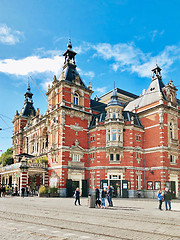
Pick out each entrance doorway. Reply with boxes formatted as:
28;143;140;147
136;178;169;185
72;181;79;195
170;181;176;199
110;180;121;197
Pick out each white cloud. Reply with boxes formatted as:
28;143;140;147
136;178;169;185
150;30;164;42
77;67;95;79
0;55;64;76
0;24;23;45
90;42;180;78
40;80;52;91
74;41;92;54
93;86;107;95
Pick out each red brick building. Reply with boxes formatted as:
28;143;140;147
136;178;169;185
1;39;179;198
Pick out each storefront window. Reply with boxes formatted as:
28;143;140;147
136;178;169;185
155;181;161;190
147;181;153;190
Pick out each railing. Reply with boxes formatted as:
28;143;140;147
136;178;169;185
21;161;47;169
106;141;123;148
0;163;21;172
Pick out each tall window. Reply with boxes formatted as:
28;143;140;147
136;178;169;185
112;111;116;118
137;175;141;190
170;155;176;164
107;130;110;141
169;122;174;139
72;154;80;162
118;130;121;141
52;91;56;106
112;129;116;141
74;93;79;105
110;154;114;161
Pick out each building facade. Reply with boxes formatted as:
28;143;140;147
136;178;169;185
1;39;180;198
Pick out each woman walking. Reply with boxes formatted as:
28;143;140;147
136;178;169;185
157;190;163;210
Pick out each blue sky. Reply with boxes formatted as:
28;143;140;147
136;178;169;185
0;0;180;153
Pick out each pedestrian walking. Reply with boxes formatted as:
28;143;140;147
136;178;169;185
164;187;172;210
95;187;101;207
26;184;29;197
101;188;107;208
21;187;25;198
157;190;163;210
74;187;81;205
107;186;113;207
0;185;2;197
2;185;6;197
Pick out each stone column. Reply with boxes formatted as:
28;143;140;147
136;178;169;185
44;172;49;187
20;171;28;197
42;172;45;185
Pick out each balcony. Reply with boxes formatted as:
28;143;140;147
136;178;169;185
106;141;123;148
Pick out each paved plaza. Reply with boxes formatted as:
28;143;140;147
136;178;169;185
0;196;180;240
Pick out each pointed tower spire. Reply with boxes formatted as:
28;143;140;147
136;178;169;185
63;37;77;66
151;64;162;81
24;80;33;102
67;32;72;49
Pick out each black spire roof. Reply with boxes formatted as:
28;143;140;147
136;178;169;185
61;38;87;89
20;83;36;117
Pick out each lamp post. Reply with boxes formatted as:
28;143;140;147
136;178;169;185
150;171;155;198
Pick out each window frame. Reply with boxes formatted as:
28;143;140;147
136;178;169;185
73;93;79;105
155;181;161;190
147;181;153;190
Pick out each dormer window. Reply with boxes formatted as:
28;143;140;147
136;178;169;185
74;93;79;105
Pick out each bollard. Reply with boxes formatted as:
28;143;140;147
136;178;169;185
88;193;96;208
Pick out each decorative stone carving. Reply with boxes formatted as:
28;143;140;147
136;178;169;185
49;171;59;188
70;123;83;135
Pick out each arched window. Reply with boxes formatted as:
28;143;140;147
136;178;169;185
74;93;79;105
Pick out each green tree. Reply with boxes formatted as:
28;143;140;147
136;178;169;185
0;147;13;166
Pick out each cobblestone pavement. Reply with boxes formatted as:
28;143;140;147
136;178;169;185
0;196;180;240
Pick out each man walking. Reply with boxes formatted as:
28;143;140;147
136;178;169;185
164;187;172;211
74;187;81;205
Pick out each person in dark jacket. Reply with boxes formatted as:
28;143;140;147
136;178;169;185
95;187;101;207
21;187;25;198
74;187;81;205
164;187;172;210
2;185;6;197
95;187;100;200
107;186;113;207
101;188;107;208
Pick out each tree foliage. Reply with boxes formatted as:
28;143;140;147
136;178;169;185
0;147;14;166
35;156;48;163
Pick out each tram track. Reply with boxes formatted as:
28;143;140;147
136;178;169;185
10;202;180;228
0;209;179;239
